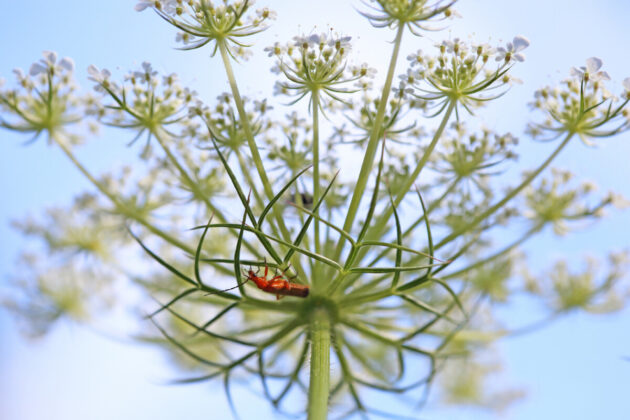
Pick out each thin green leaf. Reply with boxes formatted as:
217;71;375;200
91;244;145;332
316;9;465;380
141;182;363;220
128;227;196;287
283;171;340;265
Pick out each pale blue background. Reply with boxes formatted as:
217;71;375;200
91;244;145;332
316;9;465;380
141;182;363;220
1;1;630;419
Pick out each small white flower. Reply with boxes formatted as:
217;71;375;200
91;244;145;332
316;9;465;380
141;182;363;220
393;82;413;99
273;81;289;96
134;62;158;82
87;65;111;84
496;35;530;63
135;1;160;12
257;8;277;20
175;32;195;44
217;92;231;103
264;42;283;57
29;50;70;76
328;36;352;51
570;57;611;82
445;38;465;55
254;99;272;114
606;192;630;209
352;63;376;78
406;50;424;67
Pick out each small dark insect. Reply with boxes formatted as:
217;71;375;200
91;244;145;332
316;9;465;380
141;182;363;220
287;192;314;208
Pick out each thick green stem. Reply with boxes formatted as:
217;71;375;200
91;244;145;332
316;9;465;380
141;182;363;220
333;24;405;260
218;41;292;244
435;132;574;250
307;309;330;420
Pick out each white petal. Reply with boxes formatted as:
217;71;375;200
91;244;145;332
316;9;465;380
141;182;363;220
13;68;25;78
512;35;530;52
514;53;526;62
60;57;75;71
570;67;584;77
29;62;47;76
586;57;603;73
43;50;57;64
87;65;100;77
622;77;630;91
134;2;152;12
595;71;611;81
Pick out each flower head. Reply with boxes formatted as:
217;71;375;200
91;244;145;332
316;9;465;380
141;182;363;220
529;57;629;143
405;36;528;115
361;0;458;35
135;0;274;57
0;51;83;142
271;31;371;107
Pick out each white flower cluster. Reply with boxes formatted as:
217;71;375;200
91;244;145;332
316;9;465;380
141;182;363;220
270;31;376;103
87;61;197;131
0;51;85;141
400;36;530;113
135;0;274;56
529;57;630;143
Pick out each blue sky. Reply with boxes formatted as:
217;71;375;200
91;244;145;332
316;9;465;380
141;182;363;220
1;1;630;419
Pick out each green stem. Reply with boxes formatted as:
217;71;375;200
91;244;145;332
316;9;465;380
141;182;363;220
393;100;455;207
307;309;330;420
435;132;574;250
442;224;541;280
153;129;214;209
333;24;405;260
350;101;455;268
153;128;263;259
312;91;321;258
218;41;292;243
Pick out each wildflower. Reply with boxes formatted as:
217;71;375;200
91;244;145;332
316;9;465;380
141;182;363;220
135;0;273;56
134;1;162;12
0;51;82;141
570;57;611;83
87;65;111;84
263;42;284;57
88;62;197;140
29;51;75;76
529;57;629;143
495;35;530;63
406;37;528;115
271;31;365;106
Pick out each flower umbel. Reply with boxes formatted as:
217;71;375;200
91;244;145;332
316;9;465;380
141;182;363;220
135;0;274;57
361;0;458;34
529;57;629;144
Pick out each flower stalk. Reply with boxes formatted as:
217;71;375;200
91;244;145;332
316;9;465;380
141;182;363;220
307;309;331;420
